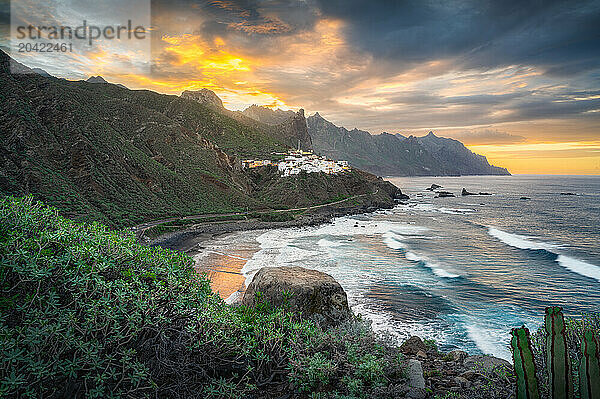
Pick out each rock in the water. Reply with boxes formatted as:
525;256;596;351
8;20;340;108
435;191;455;198
560;192;576;196
394;190;410;201
463;355;511;372
401;336;429;355
242;267;351;326
426;184;443;191
478;192;492;196
461;188;476;196
520;196;531;200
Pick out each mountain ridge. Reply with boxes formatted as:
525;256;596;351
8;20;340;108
235;104;509;176
0;50;398;228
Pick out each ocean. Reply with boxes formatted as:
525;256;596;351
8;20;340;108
196;175;600;361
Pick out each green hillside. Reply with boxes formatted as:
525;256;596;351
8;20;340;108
0;51;398;228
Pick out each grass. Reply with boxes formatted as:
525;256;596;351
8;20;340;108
0;196;407;398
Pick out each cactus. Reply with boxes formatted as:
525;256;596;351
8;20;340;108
544;306;573;399
511;327;540;399
580;330;600;399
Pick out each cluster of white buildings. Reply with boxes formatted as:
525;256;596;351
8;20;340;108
242;150;350;177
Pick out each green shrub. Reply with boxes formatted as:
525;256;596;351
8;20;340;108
0;196;408;398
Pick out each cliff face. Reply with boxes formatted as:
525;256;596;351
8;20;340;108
417;132;510;175
306;113;510;176
241;105;295;125
180;92;313;151
306;113;451;176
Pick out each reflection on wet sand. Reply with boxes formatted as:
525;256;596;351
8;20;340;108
192;232;262;300
196;251;247;300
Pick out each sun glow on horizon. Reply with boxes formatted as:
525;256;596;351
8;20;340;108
468;141;600;175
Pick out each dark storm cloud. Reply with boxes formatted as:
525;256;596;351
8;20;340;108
152;0;317;38
314;0;600;75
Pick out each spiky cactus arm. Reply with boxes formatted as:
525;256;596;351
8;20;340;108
545;307;573;399
511;327;541;399
580;330;600;399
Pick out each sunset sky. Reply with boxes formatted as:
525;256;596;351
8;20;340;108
1;0;599;174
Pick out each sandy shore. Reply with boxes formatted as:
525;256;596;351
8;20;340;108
176;230;260;300
144;203;397;300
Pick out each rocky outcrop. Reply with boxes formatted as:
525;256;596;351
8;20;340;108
242;266;351;326
461;188;475;196
398;336;514;397
426;184;443;191
240;105;313;150
394;190;410;201
181;89;224;110
241;104;296;125
435;191;455;198
86;75;108;84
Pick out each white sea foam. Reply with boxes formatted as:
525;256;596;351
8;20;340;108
557;255;600;283
317;238;344;247
438;207;476;215
395;202;476;215
352;302;448;346
224;290;242;304
404;252;460;278
489;227;600;283
488;227;560;251
465;323;512;361
405;251;422;262
382;231;408;250
431;266;460;279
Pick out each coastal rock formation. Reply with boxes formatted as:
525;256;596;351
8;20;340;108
399;335;515;397
427;184;443;191
435;191;455;198
461;188;475;196
395;190;410;201
242;267;352;326
401;336;429;355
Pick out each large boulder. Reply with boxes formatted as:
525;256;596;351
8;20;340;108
242;267;352;326
400;336;429;355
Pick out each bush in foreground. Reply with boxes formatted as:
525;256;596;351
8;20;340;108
0;196;406;398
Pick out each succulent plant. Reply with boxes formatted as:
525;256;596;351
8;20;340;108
579;330;600;399
511;327;540;399
545;307;573;399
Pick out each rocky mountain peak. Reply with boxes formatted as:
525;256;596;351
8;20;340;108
181;89;224;110
241;104;296;125
86;76;108;84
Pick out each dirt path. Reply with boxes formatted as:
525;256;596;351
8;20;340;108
132;189;378;239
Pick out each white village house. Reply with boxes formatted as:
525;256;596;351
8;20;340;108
242;150;350;177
